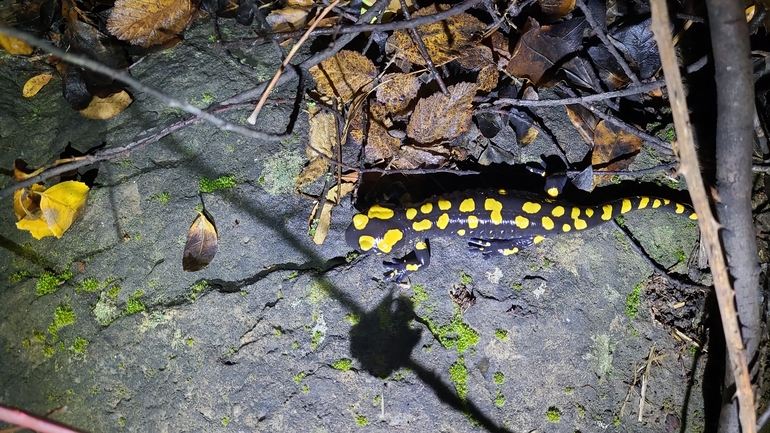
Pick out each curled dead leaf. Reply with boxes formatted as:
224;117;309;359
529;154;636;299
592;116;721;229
376;73;420;114
23;74;54;98
266;7;309;33
183;210;218;271
78;90;132;119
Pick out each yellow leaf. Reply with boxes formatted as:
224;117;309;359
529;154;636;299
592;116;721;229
16;216;55;240
78;91;133;119
311;183;354;245
13;184;45;220
0;33;33;55
38;181;90;238
23;74;54;98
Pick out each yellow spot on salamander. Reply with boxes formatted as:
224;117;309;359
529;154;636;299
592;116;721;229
690;213;698;220
498;189;508;195
421;202;433;214
533;235;545;244
552;206;565;217
502;247;519;256
457;229;466;236
377;229;403;253
571;207;580;219
562;223;571;232
459;198;476;212
652;199;661;208
358;235;375;251
353;214;369;230
547;187;559;197
522;202;541;214
602;204;613;221
675;203;685;214
438;199;452;210
406;264;420;271
585;208;594;218
437;213;449;230
468;215;479;229
639;197;649;209
412;219;433;231
574;218;587;230
664;199;671;205
368;204;394;220
541;216;554;230
515;215;529;229
416;241;428;250
485;198;503;225
406;208;417;220
621;199;632;213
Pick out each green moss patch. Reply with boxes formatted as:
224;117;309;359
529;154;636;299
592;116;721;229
449;357;469;401
199;175;237;193
332;359;353;371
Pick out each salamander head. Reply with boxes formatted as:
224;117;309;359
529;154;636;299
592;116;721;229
345;206;407;254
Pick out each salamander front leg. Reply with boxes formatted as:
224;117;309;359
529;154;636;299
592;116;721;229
468;236;541;257
383;240;431;282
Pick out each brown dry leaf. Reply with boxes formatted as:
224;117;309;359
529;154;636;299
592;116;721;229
0;32;33;55
391;145;450;169
309;50;377;104
591;120;643;184
565;104;599;146
183;210;218;271
107;0;194;47
476;65;499;93
490;32;512;70
376;73;420;114
297;106;336;189
386;4;485;66
16;181;90;239
78;90;132;119
287;0;314;7
538;0;575;18
22;74;53;97
506;17;587;86
311;182;355;245
266;7;308;32
365;120;401;164
455;45;499;92
407;82;477;144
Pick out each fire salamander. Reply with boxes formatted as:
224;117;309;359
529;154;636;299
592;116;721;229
345;189;698;281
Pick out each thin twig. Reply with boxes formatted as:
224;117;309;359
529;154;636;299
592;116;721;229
247;0;341;124
493;80;666;107
399;0;449;95
0;404;80;433
650;0;756;431
638;344;655;422
0;25;291;142
575;0;641;87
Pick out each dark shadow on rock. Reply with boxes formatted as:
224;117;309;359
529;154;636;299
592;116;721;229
349;292;421;378
349;291;512;433
679;289;714;433
407;360;512;433
0;234;55;272
700;291;725;433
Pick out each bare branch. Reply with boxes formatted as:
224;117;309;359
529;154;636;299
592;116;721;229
0;25;291;142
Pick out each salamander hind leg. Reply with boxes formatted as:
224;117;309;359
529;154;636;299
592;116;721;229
468;236;542;257
382;240;431;282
